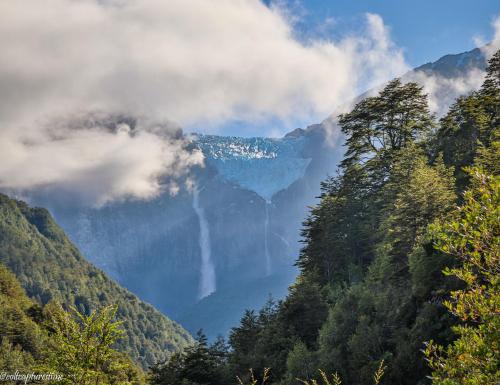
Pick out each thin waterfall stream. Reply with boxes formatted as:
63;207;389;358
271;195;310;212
264;200;271;276
192;186;216;299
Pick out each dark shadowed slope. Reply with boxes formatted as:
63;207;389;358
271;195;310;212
0;193;193;368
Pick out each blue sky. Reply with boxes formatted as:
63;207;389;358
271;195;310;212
208;0;500;137
1;0;499;202
267;0;499;67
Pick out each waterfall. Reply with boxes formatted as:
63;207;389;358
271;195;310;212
192;186;216;299
264;200;271;276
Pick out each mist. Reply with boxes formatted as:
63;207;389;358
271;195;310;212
0;1;498;206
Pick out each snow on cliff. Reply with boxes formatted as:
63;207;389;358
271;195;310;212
195;134;311;201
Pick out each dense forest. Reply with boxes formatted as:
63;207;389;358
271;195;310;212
0;194;193;369
0;263;150;384
150;50;499;385
0;51;498;385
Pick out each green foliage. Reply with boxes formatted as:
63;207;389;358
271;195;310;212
378;148;456;263
229;310;265;376
299;79;435;287
299;79;457;385
209;51;499;385
424;169;499;385
0;194;193;368
285;341;318;383
436;51;500;190
0;264;42;371
149;331;230;385
225;284;327;384
339;79;433;171
422;52;499;384
42;304;132;384
0;263;146;384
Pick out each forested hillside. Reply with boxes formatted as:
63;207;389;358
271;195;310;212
0;194;193;369
150;50;499;385
32;47;485;342
0;263;150;384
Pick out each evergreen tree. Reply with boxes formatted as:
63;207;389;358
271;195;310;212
436;50;500;190
0;193;192;369
299;79;435;286
0;264;43;372
150;331;229;385
229;311;264;380
378;148;456;265
147;50;499;385
339;79;433;185
285;341;318;383
425;169;499;385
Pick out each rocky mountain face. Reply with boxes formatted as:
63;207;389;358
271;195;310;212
34;125;339;340
413;47;486;78
27;47;487;339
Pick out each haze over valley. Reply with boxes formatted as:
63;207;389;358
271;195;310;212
0;2;498;384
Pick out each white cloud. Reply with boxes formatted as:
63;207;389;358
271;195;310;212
406;16;500;117
0;1;408;127
477;16;500;59
0;115;203;206
0;0;411;205
320;64;488;148
407;68;486;116
320;18;500;148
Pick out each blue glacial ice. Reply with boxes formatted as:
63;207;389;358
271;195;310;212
194;134;311;201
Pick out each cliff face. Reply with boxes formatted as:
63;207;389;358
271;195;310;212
27;47;487;339
37;125;339;339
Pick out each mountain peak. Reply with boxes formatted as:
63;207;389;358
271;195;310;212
414;47;486;78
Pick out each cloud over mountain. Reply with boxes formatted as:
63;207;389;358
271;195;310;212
0;0;410;204
1;1;496;205
0;115;203;206
0;0;409;126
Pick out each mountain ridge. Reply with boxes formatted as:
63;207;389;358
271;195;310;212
0;193;193;368
16;46;490;340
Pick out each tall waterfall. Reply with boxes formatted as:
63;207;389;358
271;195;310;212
264;200;271;276
192;186;216;299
